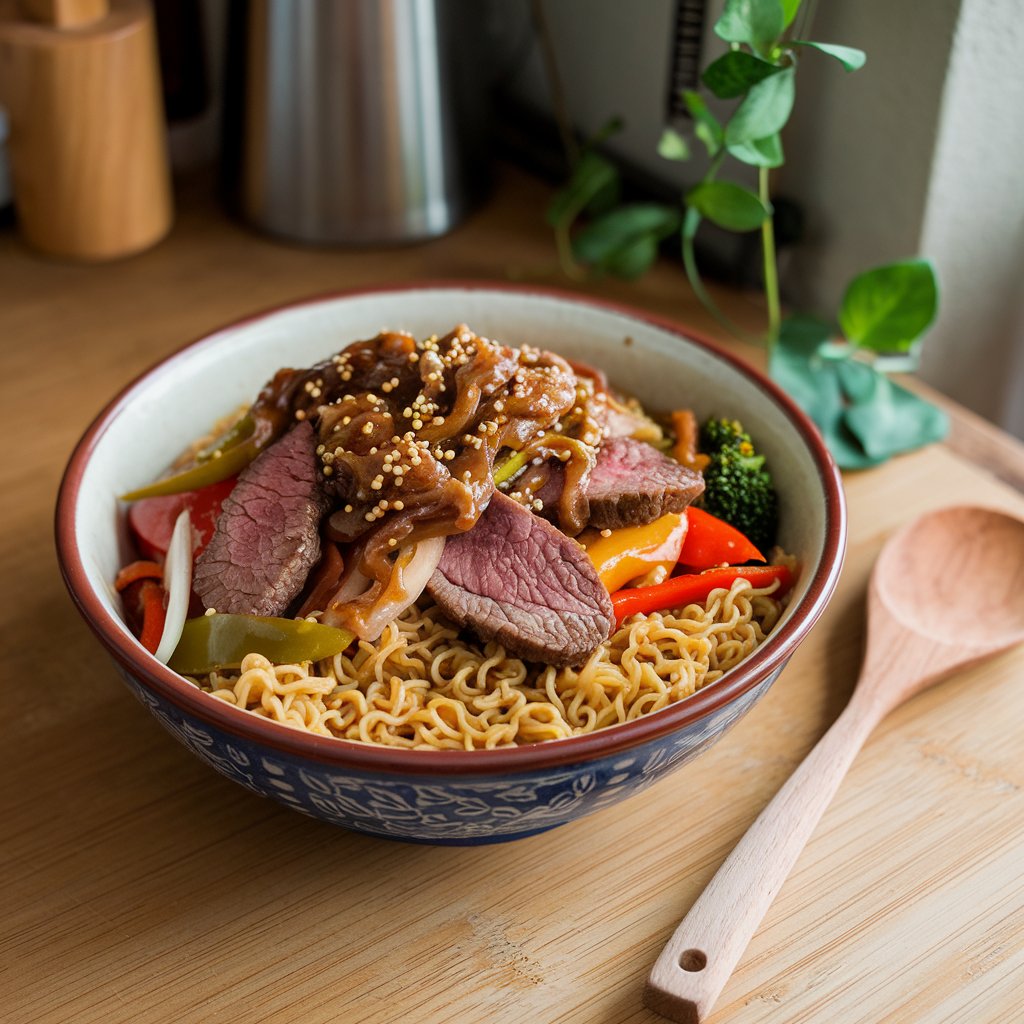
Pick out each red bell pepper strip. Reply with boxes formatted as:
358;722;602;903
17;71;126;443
127;476;236;560
610;564;793;624
678;506;765;569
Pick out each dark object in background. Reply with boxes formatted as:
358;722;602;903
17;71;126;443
153;0;209;122
221;0;490;245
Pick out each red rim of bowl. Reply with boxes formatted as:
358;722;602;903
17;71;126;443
55;281;847;776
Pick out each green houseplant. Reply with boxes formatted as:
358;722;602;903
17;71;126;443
546;0;947;469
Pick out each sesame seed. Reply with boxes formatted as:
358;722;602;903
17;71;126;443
393;500;405;510
600;528;612;538
362;422;374;435
344;504;353;513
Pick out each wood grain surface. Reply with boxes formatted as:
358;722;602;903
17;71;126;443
2;166;1023;1024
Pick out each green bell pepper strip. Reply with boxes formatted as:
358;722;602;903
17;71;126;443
120;415;263;502
168;614;355;675
194;413;256;463
493;448;531;485
610;564;793;625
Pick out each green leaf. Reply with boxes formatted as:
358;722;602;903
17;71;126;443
546;152;619;228
715;0;784;52
727;132;784;167
769;319;886;469
791;40;866;71
781;0;802;28
589;115;625;146
682;90;725;155
657;127;691;162
725;66;796;144
601;233;660;280
572;203;680;269
702;51;782;99
837;360;949;458
686;180;772;232
838;259;939;352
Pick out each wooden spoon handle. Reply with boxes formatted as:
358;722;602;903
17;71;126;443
644;695;881;1023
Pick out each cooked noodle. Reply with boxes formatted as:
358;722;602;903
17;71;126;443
193;574;786;749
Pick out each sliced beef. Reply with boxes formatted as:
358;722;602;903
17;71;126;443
587;436;704;529
427;492;614;667
528;436;704;531
193;421;325;617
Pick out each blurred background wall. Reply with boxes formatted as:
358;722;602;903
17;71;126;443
16;0;1019;439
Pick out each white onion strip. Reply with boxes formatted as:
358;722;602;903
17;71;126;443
154;509;193;664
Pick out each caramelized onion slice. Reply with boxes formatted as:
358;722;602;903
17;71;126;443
322;535;446;641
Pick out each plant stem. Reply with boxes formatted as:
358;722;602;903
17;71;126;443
531;0;579;170
759;165;781;353
682;215;761;346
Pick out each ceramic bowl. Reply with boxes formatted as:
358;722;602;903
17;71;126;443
56;284;846;845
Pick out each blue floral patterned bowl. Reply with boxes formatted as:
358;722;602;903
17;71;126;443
56;284;846;845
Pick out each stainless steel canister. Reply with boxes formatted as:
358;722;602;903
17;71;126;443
222;0;488;244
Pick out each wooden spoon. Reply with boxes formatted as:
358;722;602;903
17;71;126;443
644;505;1024;1024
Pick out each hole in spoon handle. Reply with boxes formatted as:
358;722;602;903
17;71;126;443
679;949;707;972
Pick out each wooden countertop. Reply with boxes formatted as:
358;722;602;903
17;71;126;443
3;165;1023;1024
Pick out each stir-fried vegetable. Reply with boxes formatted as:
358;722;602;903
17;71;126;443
168;614;356;675
114;560;163;590
610;564;793;624
699;416;778;552
128;476;236;559
583;512;688;592
678;506;765;569
120;416;260;501
492;433;589;486
114;562;166;655
154;510;193;664
670;409;711;473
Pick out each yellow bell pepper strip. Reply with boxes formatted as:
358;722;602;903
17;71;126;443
610;564;794;625
120;416;261;501
168;614;355;676
583;512;688;593
679;506;765;569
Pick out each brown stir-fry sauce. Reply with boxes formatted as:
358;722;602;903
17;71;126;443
245;325;609;637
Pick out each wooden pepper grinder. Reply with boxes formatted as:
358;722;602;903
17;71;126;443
0;0;173;260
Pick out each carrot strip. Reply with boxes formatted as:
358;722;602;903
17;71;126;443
114;560;164;591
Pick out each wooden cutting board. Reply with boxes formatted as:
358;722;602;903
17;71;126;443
4;445;1023;1024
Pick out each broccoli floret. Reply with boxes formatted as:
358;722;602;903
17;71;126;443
698;417;779;553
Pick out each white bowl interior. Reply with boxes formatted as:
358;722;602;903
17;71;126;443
74;288;829;648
